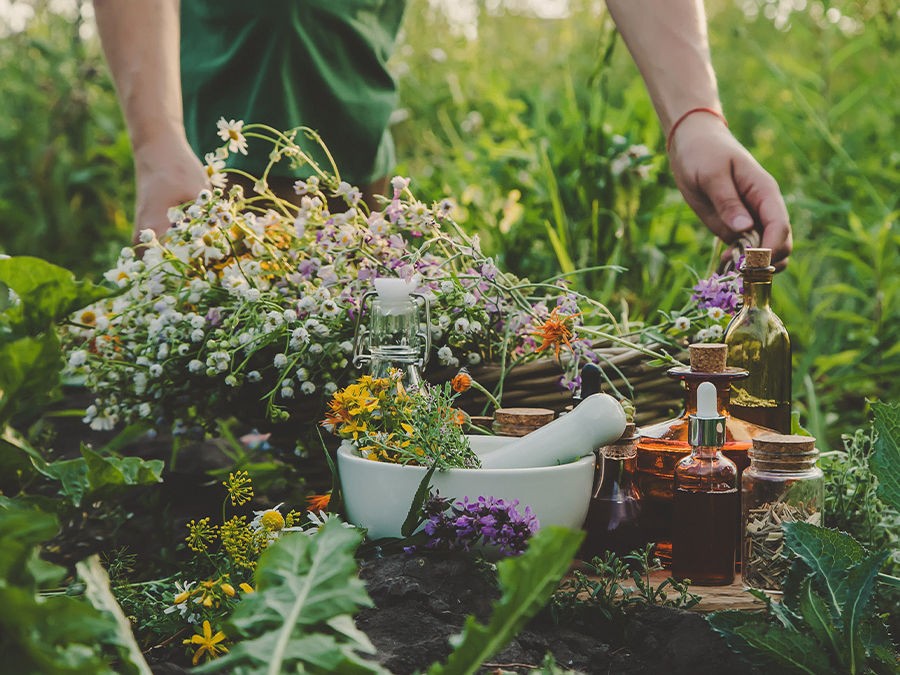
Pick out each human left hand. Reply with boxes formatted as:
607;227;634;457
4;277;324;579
667;114;792;270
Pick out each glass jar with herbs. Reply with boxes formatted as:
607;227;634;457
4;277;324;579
742;432;824;592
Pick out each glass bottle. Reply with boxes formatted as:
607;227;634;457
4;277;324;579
724;248;792;434
637;343;773;565
352;278;430;389
672;381;738;586
742;432;824;592
581;423;643;560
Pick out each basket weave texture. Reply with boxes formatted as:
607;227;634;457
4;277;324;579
429;345;687;427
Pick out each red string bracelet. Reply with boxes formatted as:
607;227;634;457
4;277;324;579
665;107;728;153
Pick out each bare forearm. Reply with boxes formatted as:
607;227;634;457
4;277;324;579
606;0;721;131
93;0;185;152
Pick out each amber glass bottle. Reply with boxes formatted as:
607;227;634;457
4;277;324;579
637;344;773;565
724;248;792;434
582;424;642;560
672;382;738;585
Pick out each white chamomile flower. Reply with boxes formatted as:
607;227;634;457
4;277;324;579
68;349;88;368
707;307;726;321
674;316;691;332
216;117;248;155
301;381;316;395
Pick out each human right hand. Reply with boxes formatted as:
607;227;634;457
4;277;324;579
132;136;208;243
667;114;793;270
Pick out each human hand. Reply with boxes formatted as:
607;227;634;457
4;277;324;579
667;114;792;270
132;136;208;244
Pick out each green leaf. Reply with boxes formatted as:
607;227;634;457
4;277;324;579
0;499;61;587
870;401;900;511
782;522;866;614
0;332;63;427
840;550;890;673
797;576;844;668
0;256;111;338
428;526;584;675
401;461;439;537
732;620;834;674
196;521;387;675
81;445;164;498
35;446;163;508
76;555;153;675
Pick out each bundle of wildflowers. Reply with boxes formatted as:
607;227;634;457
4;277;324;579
64;120;657;432
323;372;478;469
655;267;743;346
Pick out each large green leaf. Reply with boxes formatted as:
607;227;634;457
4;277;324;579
870;401;900;511
732;620;834;674
33;445;163;508
0;256;111;339
782;522;865;614
196;521;387;675
76;556;152;675
0;332;63;426
0;500;123;674
427;526;584;675
840;549;890;673
796;577;844;669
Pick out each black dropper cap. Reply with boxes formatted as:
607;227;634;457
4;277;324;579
573;362;602;407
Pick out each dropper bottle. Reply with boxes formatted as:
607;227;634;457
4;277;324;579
671;381;738;585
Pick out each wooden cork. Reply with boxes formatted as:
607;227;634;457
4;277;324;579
751;432;816;455
689;343;728;373
744;248;772;269
493;407;555;437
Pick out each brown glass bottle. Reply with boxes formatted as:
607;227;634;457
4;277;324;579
672;382;738;585
582;425;642;561
724;248;792;434
637;361;773;564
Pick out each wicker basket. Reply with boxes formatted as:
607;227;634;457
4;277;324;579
429;345;687;427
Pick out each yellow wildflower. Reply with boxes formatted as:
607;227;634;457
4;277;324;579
183;620;228;665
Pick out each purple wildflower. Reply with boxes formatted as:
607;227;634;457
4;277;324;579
691;272;743;314
417;493;539;557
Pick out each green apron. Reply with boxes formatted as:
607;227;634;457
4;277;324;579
181;0;406;185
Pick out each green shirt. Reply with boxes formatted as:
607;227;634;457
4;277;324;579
181;0;406;185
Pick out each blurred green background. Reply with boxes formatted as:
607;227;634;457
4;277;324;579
0;0;896;448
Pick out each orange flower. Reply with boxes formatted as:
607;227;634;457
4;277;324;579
306;492;331;512
451;369;472;393
533;307;579;361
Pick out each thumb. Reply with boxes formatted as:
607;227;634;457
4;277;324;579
705;174;755;234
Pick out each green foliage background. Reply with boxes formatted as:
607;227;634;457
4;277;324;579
0;0;897;447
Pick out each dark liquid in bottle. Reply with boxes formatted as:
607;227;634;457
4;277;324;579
638;439;749;566
582;498;643;561
672;488;737;586
730;403;792;435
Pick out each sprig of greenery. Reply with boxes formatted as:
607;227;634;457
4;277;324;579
552;543;700;623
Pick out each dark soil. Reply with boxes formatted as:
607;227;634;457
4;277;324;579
358;552;759;675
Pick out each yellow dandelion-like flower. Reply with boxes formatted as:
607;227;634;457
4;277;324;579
185;517;217;553
223;470;254;506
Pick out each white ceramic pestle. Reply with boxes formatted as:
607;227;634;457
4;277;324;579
478;393;627;469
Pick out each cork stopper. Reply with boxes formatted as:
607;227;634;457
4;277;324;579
492;407;555;437
599;423;638;459
689;343;728;373
751;432;816;456
743;248;772;269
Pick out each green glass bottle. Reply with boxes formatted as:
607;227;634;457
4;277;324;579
724;248;792;434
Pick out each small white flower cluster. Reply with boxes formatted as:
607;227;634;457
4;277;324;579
63;121;621;432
